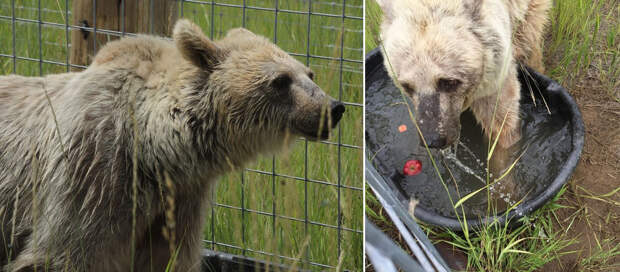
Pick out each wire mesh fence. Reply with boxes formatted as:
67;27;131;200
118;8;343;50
0;0;363;270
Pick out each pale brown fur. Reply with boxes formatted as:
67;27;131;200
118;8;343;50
509;0;551;72
0;19;343;271
377;0;550;148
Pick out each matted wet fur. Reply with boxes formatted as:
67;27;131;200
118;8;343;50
376;0;550;149
0;19;344;271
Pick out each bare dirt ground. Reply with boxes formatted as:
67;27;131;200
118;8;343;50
549;85;620;272
541;46;620;272
540;2;619;270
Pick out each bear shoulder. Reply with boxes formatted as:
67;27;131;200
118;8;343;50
93;35;176;66
91;35;189;88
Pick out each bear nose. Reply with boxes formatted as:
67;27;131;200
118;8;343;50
330;101;345;126
423;137;447;149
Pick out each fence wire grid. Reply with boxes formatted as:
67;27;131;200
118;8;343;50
0;0;363;270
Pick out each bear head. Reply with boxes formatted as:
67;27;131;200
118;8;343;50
377;0;488;149
173;19;345;143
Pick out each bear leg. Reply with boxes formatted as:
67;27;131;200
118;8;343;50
513;0;551;72
134;197;209;272
471;71;522;148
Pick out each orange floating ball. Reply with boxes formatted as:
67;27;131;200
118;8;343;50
398;125;407;133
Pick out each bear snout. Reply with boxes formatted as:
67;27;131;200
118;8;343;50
418;124;460;149
424;137;447;149
316;101;345;139
330;101;346;127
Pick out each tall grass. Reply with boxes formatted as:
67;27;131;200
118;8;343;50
0;0;363;270
546;0;620;101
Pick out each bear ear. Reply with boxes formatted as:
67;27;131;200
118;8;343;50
173;19;221;71
225;28;257;39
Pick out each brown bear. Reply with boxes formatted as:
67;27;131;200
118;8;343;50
0;19;344;271
376;0;550;148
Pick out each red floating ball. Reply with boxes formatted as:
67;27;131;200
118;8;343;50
403;160;422;176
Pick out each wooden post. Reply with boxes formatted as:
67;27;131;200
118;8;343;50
70;0;178;69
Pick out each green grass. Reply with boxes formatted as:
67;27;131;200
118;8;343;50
364;0;381;53
546;0;620;101
365;0;619;271
0;0;363;270
429;187;576;271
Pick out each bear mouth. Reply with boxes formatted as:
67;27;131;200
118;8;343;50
295;127;332;141
290;102;345;141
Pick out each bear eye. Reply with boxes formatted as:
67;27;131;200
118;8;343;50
271;74;292;90
308;72;315;81
437;78;462;93
400;82;415;95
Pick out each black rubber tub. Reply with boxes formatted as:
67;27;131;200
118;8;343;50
365;48;585;230
201;249;310;272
